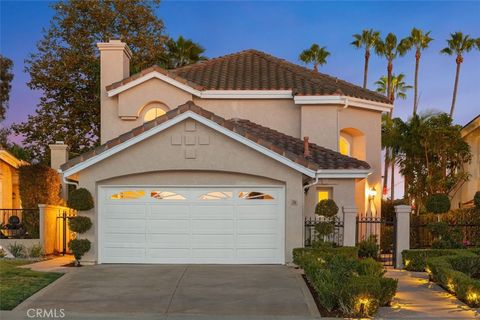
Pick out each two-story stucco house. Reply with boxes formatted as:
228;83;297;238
58;40;392;264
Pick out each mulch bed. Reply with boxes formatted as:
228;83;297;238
301;274;343;318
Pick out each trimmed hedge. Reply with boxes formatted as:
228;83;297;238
294;247;397;317
68;216;93;234
425;193;451;214
402;249;479;271
68;188;94;211
18;164;63;209
427;255;480;307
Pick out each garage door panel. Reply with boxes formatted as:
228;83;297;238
100;187;284;264
191;234;235;248
147;220;189;233
104;219;145;233
190;206;234;219
237;219;278;234
147;234;190;248
149;205;189;219
104;204;146;219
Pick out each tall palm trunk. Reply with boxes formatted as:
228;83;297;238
390;155;395;200
450;56;462;117
363;50;370;88
413;50;420;115
383;60;394;197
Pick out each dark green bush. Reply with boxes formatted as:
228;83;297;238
18;164;63;209
315;199;339;218
427;255;480;307
358;235;379;259
68;188;94;211
68;239;91;265
425;193;450;214
474;191;480;209
68;216;92;234
295;247;397;317
292;247;358;268
402;249;478;271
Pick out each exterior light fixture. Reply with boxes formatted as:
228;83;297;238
368;187;377;200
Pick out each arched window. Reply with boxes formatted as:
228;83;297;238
339;136;351;156
144;108;166;122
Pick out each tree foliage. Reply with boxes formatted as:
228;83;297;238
375;73;412;103
0;55;14;121
351;29;380;88
390;113;471;211
165;36;207;69
13;0;168;161
18;164;63;208
299;44;330;71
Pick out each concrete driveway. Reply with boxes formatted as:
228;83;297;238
13;265;319;319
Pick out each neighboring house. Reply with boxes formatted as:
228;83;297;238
57;40;392;264
0;149;27;210
451;114;480;208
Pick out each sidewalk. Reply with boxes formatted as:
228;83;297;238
378;269;479;319
20;255;75;272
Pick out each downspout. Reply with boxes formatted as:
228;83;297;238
60;170;79;188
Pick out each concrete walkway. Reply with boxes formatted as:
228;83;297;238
20;255;75;272
378;269;479;319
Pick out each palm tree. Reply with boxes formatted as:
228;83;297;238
375;33;410;103
440;32;476;117
351;29;381;88
165;36;207;69
404;28;433;115
299;44;330;71
375;74;412;105
377;74;412;200
375;33;410;196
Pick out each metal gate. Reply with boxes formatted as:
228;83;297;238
356;214;396;267
56;210;77;255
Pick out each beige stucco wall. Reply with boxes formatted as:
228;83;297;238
303;178;357;219
73;119;305;264
0;161;21;210
451;124;480;208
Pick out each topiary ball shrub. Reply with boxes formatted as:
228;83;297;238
474;191;480;210
68;216;92;234
68;239;91;266
425;193;450;214
68;188;94;211
315;199;339;218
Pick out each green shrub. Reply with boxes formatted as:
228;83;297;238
402;249;477;271
427;255;480;307
18;164;63;209
0;248;6;258
296;247;397;317
315;199;339;218
292;247;358;268
68;216;92;234
474;191;480;209
68;239;91;265
68;188;94;211
27;244;43;258
427;221;464;249
358;235;379;259
425;193;450;214
8;243;26;258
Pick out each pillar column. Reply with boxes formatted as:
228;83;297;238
342;206;358;247
394;205;411;269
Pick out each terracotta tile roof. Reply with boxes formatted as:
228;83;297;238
60;101;370;172
107;49;391;104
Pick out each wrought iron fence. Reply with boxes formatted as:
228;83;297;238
0;208;39;239
304;216;344;247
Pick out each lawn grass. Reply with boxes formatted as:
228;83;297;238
0;259;63;310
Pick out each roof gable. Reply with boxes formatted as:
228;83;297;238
106;49;391;107
61;102;371;178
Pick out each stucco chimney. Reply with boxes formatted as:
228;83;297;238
96;39;132;144
49;142;69;171
303;136;310;157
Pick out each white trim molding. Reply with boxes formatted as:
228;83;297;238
315;169;371;179
294;95;392;112
60;111;317;178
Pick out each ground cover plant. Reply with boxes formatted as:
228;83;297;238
293;247;397;317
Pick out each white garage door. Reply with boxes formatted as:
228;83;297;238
99;187;285;264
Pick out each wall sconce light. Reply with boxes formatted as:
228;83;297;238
368;187;377;200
